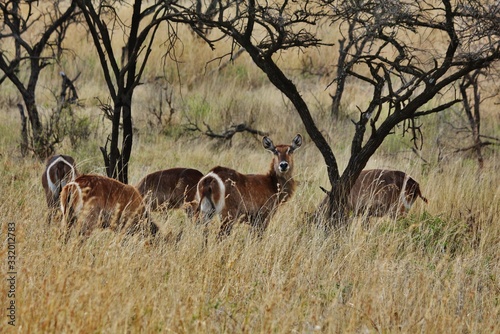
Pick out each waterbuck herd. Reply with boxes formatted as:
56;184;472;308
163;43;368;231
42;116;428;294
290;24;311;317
42;134;427;241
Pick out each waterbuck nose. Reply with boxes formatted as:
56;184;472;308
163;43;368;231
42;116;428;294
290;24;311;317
279;161;289;172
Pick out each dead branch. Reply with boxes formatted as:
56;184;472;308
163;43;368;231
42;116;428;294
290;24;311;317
59;71;80;104
96;97;116;123
209;47;245;74
454;141;498;153
185;121;269;140
100;136;112;177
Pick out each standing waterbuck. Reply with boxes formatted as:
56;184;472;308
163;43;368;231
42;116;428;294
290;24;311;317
194;134;302;238
60;174;158;238
320;169;428;219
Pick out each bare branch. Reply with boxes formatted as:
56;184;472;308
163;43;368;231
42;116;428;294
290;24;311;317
185;121;269;141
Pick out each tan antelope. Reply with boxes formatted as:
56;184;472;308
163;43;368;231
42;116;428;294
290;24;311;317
41;154;78;209
136;168;204;215
194;134;302;239
60;174;158;238
320;169;428;218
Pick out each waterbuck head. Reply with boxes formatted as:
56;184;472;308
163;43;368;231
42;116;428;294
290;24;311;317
263;134;303;175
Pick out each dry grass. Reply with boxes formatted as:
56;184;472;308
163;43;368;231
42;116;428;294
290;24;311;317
1;16;500;334
1;114;499;333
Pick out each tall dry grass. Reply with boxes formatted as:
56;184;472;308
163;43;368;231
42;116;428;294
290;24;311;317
1;13;499;334
1;109;499;333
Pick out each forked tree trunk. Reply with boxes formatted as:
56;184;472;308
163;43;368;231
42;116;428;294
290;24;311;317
101;96;133;184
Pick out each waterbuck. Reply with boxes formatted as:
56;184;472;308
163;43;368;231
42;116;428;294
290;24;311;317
194;134;302;238
136;168;203;215
60;174;158;238
319;169;428;219
41;154;77;209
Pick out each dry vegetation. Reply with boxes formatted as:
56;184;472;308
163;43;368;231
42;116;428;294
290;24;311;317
1;20;500;334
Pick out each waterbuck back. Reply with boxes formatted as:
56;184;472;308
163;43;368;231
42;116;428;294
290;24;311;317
60;174;157;238
349;169;428;217
136;168;203;214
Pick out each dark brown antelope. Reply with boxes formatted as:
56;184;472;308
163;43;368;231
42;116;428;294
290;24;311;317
320;169;428;218
194;134;302;238
136;168;203;214
60;174;158;238
41;154;78;209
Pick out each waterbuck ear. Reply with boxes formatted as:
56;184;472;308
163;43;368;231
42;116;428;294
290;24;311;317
290;134;303;152
262;136;276;152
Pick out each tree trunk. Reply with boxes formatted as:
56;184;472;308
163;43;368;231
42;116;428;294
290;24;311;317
104;95;133;184
108;104;122;181
17;104;28;157
460;72;484;169
23;95;49;158
330;38;347;119
120;100;134;185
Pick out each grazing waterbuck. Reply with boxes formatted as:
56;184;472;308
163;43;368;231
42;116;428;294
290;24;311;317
319;169;428;219
136;167;203;215
60;174;158;238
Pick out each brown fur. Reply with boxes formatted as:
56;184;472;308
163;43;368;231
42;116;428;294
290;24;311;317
136;168;203;214
320;169;428;218
60;174;157;237
41;154;77;209
195;134;302;238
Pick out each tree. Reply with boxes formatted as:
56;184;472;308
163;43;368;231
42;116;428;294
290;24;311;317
0;0;79;158
456;69;500;169
75;0;186;183
186;0;500;226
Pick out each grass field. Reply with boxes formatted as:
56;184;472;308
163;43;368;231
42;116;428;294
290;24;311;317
1;17;500;334
1;107;499;332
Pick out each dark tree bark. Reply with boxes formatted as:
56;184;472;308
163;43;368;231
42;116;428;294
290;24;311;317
17;104;28;156
459;71;485;168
